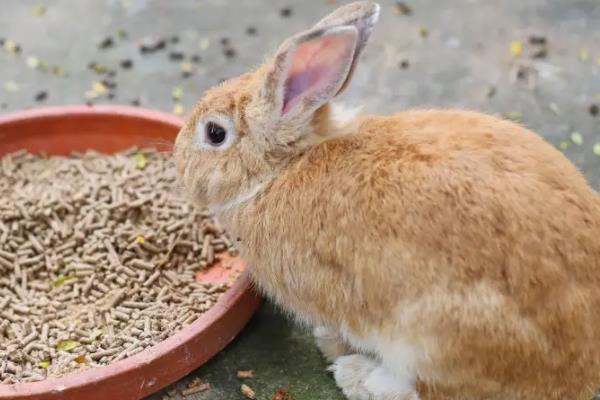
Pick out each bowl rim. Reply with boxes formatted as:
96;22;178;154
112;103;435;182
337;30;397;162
0;105;260;399
0;104;184;128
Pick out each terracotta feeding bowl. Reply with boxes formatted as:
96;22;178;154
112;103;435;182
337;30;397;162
0;106;261;400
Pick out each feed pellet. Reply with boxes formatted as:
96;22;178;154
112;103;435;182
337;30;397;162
0;148;237;383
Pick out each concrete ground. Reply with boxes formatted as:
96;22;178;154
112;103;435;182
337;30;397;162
1;0;600;399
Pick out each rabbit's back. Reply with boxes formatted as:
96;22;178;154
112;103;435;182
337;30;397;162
300;109;600;290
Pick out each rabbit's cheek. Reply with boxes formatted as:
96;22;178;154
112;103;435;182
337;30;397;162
182;160;195;188
207;168;223;193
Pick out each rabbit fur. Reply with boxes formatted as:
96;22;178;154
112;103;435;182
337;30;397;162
174;2;600;399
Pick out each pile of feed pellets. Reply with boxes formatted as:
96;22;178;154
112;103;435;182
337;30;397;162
0;148;237;383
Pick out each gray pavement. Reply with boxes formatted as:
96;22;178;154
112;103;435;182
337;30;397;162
1;0;600;399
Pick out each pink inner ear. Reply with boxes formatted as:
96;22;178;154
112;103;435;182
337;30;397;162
282;33;356;114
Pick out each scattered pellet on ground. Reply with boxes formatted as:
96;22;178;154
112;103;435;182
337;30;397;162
181;377;210;396
0;148;237;384
237;370;255;379
241;383;256;399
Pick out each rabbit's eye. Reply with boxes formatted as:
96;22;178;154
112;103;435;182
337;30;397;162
205;122;227;146
195;116;235;150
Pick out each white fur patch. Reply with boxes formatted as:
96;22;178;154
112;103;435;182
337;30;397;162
340;328;421;387
313;325;336;339
330;102;362;129
382;340;420;383
208;176;273;215
364;366;416;397
329;354;377;400
329;354;418;400
340;328;379;355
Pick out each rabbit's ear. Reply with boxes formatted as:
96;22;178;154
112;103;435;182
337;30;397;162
261;2;379;118
312;1;380;94
278;26;359;116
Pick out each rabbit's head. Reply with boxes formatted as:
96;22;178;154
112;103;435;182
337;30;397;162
175;1;379;212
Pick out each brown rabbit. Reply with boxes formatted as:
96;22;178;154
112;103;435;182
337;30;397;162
174;2;600;399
